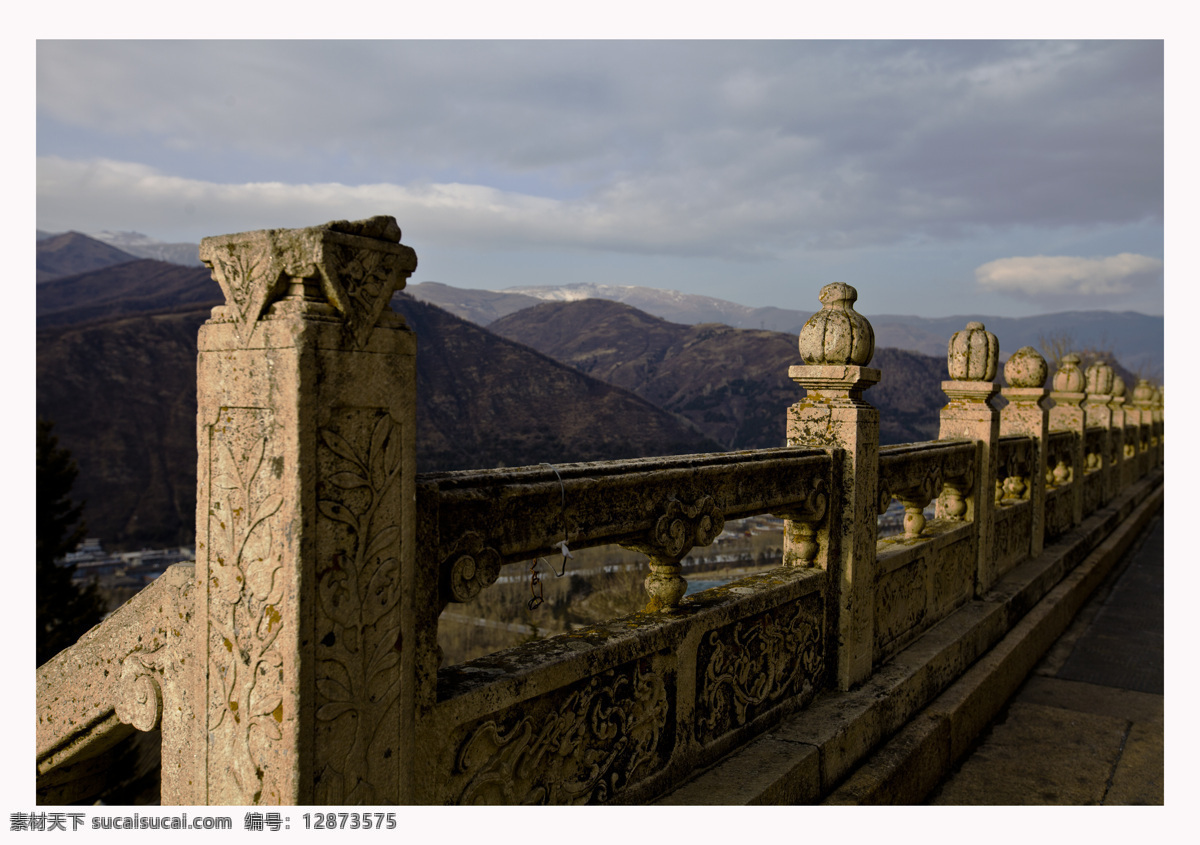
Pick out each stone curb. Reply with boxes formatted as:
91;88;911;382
822;478;1163;805
655;471;1163;805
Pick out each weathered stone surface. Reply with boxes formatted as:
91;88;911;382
797;282;874;366
946;321;998;382
195;218;419;804
37;564;199;804
34;219;1167;807
1003;345;1048;389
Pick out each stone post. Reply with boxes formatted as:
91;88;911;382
1132;379;1155;474
1083;360;1116;503
938;322;1000;596
786;283;879;691
1153;385;1165;465
1108;376;1129;490
192;217;418;805
1049;354;1086;527
999;346;1049;558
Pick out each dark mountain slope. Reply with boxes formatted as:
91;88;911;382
37;259;220;328
37;294;720;548
489;299;949;448
36;231;140;282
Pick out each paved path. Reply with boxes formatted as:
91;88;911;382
926;507;1164;805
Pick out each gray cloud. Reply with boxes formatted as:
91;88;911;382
37;40;1162;256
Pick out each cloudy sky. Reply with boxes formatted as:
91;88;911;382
36;39;1164;318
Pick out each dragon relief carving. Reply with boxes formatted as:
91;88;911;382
314;413;405;804
451;659;669;805
206;418;286;805
696;599;824;742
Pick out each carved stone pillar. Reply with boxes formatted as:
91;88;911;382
193;217;418;805
1083;360;1116;504
1152;385;1164;466
1049;354;1086;527
1108;377;1128;490
999;346;1049;558
938;322;1000;596
1132;379;1155;474
787;282;878;691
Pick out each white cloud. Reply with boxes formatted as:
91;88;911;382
974;253;1164;298
35;156;774;259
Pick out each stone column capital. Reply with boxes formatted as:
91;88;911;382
1000;386;1049;409
941;379;1000;407
1050;390;1086;408
199;216;418;348
789;364;881;406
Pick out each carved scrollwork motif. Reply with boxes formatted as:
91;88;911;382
115;650;166;733
646;496;724;559
696;596;824;742
877;481;893;516
314;412;405;804
440;532;502;604
451;659;669;805
623;496;724;611
206;412;286;805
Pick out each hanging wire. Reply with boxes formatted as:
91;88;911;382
527;464;574;610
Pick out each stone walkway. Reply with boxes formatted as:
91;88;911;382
926;507;1164;805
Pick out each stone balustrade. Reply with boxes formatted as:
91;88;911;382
35;217;1164;806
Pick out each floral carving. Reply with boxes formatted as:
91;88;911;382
200;242;288;341
696;597;824;742
440;532;503;604
451;659;669;804
314;412;405;804
324;242;411;348
206;417;286;805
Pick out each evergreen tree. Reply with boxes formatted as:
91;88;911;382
37;419;105;666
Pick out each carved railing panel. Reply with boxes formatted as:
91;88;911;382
878;441;975;538
440;655;673;805
996;435;1035;505
1045;430;1077;488
695;590;825;744
419;448;833;612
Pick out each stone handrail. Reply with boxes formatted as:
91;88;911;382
419;447;832;611
36;564;197;805
34;219;1165;806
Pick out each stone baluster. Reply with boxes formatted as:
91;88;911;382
1048;354;1086;527
786;282;879;691
623;497;724;612
999;346;1049;558
938;322;1000;595
1083;360;1116;504
1108;376;1131;489
192;217;419;805
1153;385;1164;465
1132;379;1155;473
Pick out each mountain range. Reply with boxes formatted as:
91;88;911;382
410;281;1164;378
36;231;1163;548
